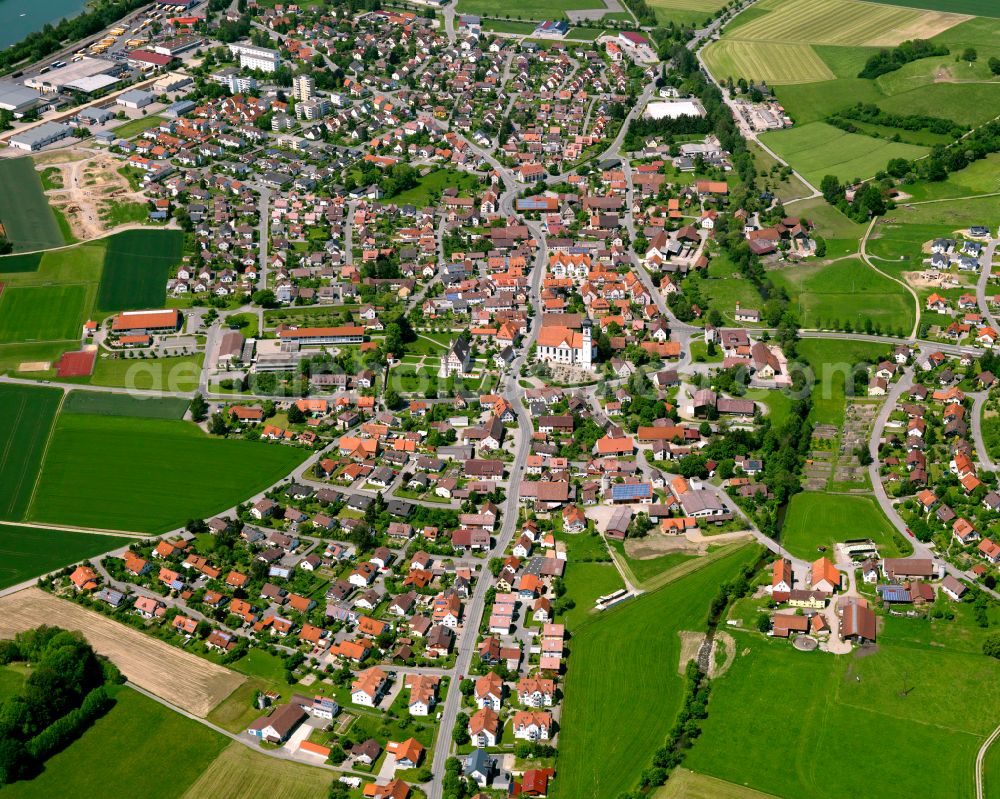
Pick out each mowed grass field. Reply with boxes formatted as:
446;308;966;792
654;769;780;799
779;492;906;559
180;742;333;799
0;158;65;251
874;0;1000;15
0;284;87;343
768;258;914;332
27;413;307;533
646;0;727;26
685;633;1000;799
97;229;183;311
0;384;62;521
0;523;135;589
760;122;928;186
3;687;227;799
703;40;834;84
553;544;761;799
721;0;966;48
89;353;203;393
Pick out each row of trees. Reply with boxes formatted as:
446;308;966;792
857;39;948;79
0;626;122;784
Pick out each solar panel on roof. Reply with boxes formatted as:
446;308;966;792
611;483;651;499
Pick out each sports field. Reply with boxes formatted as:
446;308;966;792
63;390;190;419
0;523;134;590
778;492;906;559
703;40;834;84
760;122;928;186
3;686;227;799
28;413;307;533
554;544;760;799
97;229;183;311
181;742;333;799
0;384;62;521
685;633;1000;798
768;258;914;332
0;285;87;343
0;158;65;251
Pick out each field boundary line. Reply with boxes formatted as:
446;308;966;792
23;390;66;521
0;520;147;538
0;395;28;518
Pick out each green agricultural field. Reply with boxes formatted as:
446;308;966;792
0;384;62;521
0;158;65;251
180;742;333;799
795;196;867;257
760;123;928;187
797;338;888;425
28;413;307;533
62;390;190;419
97;229;183;311
703;40;834;84
0;252;42;273
747;141;813;203
554;544;760;799
685;633;1000;799
0;523;135;590
4;686;226;799
454;0;603;20
89;354;203;393
0;285;87;343
768;258;914;332
874;0;1000;15
779;492;907;559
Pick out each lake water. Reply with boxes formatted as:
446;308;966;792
0;0;92;51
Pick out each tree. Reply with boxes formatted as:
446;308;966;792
820;174;841;204
990;56;1000;76
756;612;772;633
984;633;1000;659
328;781;350;799
251;289;277;307
287;404;305;425
962;47;977;63
384;389;402;410
190;394;208;422
452;712;470;745
208;412;228;436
